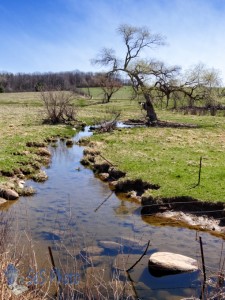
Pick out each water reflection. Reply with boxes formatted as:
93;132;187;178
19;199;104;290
1;127;224;299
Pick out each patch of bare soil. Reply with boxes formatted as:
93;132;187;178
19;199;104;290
123;118;199;128
123;119;146;126
156;120;198;128
155;211;224;233
141;196;225;237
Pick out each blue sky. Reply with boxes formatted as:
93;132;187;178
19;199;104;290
1;0;225;83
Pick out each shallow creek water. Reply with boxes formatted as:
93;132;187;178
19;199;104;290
3;127;225;299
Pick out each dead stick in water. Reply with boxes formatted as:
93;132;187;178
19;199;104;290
48;246;62;295
126;240;150;272
199;236;206;283
126;271;139;299
199;236;206;300
48;246;57;275
94;191;114;212
125;241;150;299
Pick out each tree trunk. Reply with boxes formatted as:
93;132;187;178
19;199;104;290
135;77;158;124
173;97;177;109
144;93;158;125
103;92;112;103
166;94;170;108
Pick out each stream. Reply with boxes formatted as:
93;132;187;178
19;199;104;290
3;126;225;299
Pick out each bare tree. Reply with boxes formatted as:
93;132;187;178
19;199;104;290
93;24;165;125
153;62;181;108
95;73;122;103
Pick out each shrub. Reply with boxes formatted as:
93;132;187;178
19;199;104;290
40;90;77;124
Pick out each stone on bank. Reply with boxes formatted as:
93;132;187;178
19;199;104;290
0;188;19;200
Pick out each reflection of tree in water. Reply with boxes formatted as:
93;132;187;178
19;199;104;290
48;127;93;165
49;140;76;162
114;199;139;216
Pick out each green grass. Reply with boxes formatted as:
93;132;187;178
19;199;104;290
0;92;75;183
81;86;133;100
77;87;225;202
0;91;42;106
0;89;224;202
91;123;225;202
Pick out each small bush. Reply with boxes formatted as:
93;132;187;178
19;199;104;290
40;90;77;124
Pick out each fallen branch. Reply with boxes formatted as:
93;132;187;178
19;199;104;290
97;113;120;132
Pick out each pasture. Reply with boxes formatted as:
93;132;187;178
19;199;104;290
0;88;224;202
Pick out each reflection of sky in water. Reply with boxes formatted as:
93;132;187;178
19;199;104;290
3;127;225;299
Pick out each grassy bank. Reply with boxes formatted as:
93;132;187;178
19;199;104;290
0;89;224;202
90;117;225;202
0;92;74;184
0;89;224;299
78;88;225;203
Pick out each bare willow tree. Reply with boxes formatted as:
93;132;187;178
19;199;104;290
93;24;165;125
153;62;181;108
180;63;222;108
153;63;222;110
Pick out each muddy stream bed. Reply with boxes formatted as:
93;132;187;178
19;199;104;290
2;127;225;299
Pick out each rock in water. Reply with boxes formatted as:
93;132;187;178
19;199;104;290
98;241;122;251
149;252;198;274
98;173;109;181
0;198;7;205
0;189;19;200
81;245;104;256
66;139;73;146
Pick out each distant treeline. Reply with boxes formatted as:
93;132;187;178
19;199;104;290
0;71;129;93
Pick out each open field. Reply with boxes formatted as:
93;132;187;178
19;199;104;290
0;89;225;300
0;89;224;202
0;92;74;183
79;88;225;202
91;122;225;201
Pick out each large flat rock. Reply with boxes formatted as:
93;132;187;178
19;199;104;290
149;252;198;273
